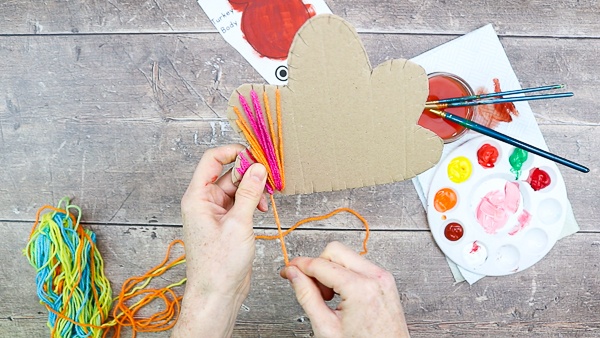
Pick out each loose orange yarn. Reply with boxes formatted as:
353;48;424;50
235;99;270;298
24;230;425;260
257;199;370;267
102;240;185;338
256;207;370;257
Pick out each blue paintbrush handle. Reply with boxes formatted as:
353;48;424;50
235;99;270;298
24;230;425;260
431;84;565;104
444;92;574;108
436;110;590;173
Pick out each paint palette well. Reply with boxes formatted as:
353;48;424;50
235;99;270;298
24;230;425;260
427;136;568;276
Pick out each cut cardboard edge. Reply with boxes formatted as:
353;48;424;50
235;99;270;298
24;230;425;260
226;14;443;195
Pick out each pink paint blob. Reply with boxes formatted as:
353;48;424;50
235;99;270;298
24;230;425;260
476;181;521;234
508;210;532;236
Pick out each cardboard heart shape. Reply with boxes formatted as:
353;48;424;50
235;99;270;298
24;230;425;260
227;14;443;195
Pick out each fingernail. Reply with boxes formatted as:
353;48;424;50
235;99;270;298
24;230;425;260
251;164;267;182
285;266;298;283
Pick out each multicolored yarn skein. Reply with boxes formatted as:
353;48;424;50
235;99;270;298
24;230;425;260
24;197;186;338
25;198;112;337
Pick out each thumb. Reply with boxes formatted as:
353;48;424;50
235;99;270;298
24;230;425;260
229;163;267;223
284;266;337;326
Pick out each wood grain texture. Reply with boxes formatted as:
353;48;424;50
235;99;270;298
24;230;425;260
1;0;598;36
0;34;597;227
3;223;600;337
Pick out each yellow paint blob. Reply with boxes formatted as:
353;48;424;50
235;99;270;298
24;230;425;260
447;156;472;183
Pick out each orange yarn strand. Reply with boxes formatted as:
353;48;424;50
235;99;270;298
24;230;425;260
269;194;291;265
29;205;77;238
104;239;185;337
275;89;285;189
256;207;371;256
263;90;280;171
263;88;285;190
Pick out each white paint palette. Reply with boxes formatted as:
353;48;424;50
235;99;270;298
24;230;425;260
427;136;568;276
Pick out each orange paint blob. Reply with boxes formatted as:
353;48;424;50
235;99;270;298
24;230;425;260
418;73;474;142
434;188;458;212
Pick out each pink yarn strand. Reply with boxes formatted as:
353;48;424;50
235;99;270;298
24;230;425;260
250;91;283;191
237;150;274;194
238;90;283;192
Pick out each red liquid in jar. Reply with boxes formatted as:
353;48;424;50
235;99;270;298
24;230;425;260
418;74;473;141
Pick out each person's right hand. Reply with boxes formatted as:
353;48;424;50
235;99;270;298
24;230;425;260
281;241;410;338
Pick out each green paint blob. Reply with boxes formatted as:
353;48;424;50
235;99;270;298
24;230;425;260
509;148;528;179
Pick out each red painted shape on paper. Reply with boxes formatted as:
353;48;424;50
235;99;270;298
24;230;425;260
229;0;316;60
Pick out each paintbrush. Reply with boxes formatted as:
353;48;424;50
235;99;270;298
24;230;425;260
425;92;573;109
427;84;566;105
427;109;589;173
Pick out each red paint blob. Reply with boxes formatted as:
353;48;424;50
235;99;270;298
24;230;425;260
230;0;316;60
418;74;473;142
470;241;481;253
527;167;551;191
477;143;499;168
444;222;464;241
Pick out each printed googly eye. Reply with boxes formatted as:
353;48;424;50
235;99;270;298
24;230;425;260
275;65;288;81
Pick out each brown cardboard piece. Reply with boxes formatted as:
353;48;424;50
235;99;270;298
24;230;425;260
227;14;443;195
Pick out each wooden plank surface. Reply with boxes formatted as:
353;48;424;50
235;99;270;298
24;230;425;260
3;223;600;337
0;34;597;226
1;1;599;337
1;1;598;36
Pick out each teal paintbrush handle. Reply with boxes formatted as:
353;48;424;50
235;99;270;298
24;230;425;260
432;84;565;104
442;112;589;173
445;92;573;108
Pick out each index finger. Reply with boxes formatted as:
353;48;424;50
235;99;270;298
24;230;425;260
289;257;364;297
189;144;245;191
320;241;385;278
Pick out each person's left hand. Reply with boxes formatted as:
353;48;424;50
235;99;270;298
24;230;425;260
173;144;268;337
